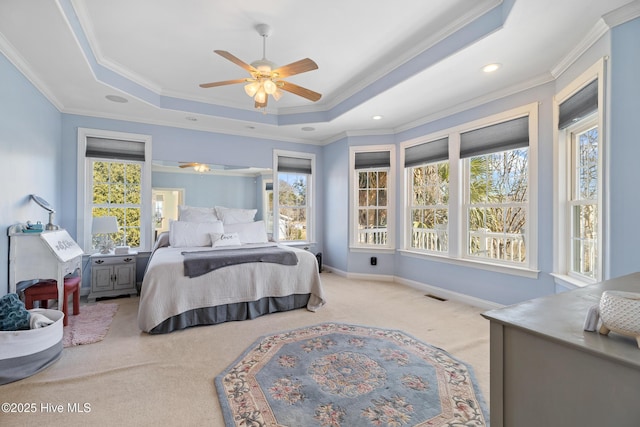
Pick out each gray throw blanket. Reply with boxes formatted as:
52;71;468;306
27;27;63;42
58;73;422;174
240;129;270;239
182;246;298;278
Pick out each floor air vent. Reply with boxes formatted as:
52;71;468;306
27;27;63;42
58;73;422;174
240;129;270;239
425;294;447;302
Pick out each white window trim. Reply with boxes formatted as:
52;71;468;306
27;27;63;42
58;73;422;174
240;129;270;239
552;59;607;287
76;127;153;252
399;102;539;275
401;151;451;256
349;145;396;251
273;149;315;244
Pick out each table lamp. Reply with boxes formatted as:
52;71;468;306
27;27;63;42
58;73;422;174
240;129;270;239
92;216;119;254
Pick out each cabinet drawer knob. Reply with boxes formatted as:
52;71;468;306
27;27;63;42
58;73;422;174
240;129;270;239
124;258;133;263
95;259;104;264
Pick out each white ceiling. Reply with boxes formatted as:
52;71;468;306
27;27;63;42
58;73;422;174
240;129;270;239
0;0;636;144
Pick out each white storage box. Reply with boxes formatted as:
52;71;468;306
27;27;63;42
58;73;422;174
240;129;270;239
0;309;64;385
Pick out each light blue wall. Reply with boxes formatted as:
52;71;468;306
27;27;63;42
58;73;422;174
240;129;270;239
609;17;640;278
3;17;639;305
0;53;62;297
321;137;349;272
321;18;640;305
59;114;323;252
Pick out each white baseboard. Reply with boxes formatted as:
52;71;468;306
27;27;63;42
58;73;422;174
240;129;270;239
322;264;503;310
394;277;503;310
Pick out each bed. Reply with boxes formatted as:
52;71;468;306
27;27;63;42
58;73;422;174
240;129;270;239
137;207;325;334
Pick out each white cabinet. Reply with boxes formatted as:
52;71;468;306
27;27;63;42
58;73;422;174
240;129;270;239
88;252;137;302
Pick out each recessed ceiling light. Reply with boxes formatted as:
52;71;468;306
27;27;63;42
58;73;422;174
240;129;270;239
372;115;383;120
105;94;128;103
185;116;198;121
482;63;501;73
301;127;315;131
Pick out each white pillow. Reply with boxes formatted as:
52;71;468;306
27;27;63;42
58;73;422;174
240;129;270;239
169;220;224;247
178;205;219;222
211;232;242;248
223;220;269;244
215;206;257;225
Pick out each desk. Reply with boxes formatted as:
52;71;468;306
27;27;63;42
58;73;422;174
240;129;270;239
482;272;640;427
8;226;83;305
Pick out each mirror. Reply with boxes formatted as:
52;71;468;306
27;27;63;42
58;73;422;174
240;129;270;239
151;161;273;235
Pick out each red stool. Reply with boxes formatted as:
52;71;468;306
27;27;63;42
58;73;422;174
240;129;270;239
24;276;81;326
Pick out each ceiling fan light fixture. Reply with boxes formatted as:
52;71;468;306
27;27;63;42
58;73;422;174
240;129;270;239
263;79;277;94
272;88;283;101
193;164;210;173
255;88;267;104
244;81;260;97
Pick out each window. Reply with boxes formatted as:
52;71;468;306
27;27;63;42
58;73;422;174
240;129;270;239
91;160;142;248
404;138;448;253
400;103;538;274
462;116;530;265
569;118;599;279
264;180;274;239
350;146;395;249
274;151;314;243
77;128;152;252
555;63;603;285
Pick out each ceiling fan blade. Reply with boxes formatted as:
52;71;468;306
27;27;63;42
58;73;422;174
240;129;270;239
214;50;256;74
272;58;318;78
179;162;200;168
278;81;322;102
199;78;247;88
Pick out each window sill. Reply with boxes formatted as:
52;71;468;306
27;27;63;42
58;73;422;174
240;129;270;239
398;249;540;279
279;241;317;249
349;246;396;254
551;273;596;290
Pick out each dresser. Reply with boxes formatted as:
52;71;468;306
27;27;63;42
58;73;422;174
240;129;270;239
88;252;138;303
8;226;83;305
482;272;640;427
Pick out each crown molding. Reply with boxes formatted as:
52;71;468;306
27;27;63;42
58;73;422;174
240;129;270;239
318;0;505;113
550;19;609;79
0;33;64;111
395;72;554;135
62;106;322;145
602;0;640;27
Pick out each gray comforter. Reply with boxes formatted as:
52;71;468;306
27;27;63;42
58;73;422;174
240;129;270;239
182;246;298;277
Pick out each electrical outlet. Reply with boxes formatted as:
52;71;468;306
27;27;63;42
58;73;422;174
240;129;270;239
370;257;377;266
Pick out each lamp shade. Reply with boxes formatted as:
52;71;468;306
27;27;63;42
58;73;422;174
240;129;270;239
92;216;118;234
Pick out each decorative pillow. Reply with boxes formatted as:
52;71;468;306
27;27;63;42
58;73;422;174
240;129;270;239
169;220;224;247
0;293;31;331
178;205;219;223
223;220;269;244
215;206;257;225
211;232;242;248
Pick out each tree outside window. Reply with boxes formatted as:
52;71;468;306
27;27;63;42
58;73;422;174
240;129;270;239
357;169;388;245
278;172;308;241
91;160;142;248
466;148;528;263
570;125;598;279
410;162;449;252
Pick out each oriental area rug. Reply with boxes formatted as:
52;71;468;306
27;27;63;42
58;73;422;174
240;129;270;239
216;323;489;426
62;303;118;347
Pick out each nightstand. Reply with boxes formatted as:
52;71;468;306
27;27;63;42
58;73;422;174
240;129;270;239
88;251;138;303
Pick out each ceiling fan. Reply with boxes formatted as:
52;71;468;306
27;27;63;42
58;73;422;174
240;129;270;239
179;162;210;172
199;24;321;109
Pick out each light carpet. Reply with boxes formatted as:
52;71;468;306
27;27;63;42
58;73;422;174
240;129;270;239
217;322;489;426
0;273;490;426
63;303;118;347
